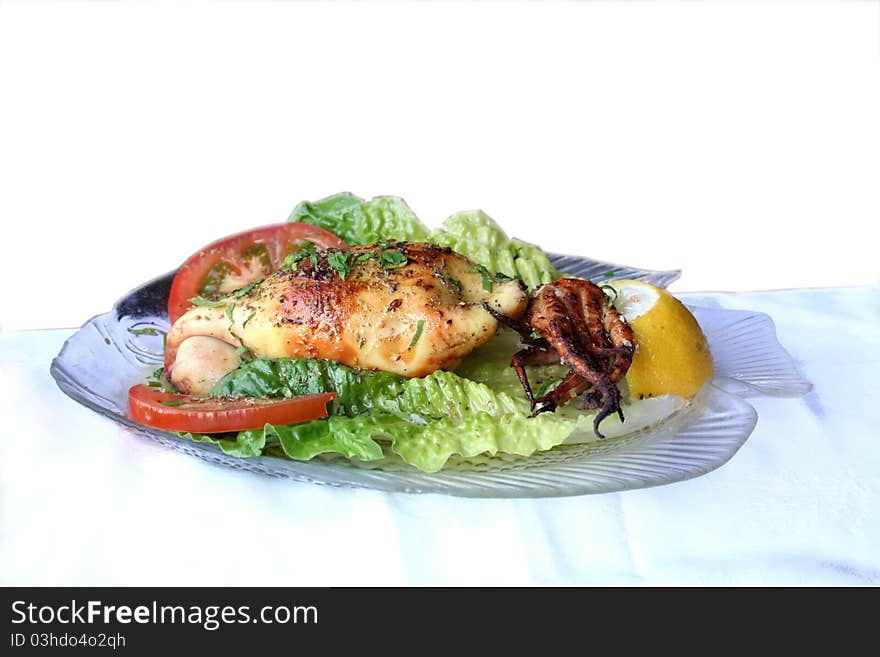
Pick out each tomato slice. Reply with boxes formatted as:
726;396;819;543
128;384;336;433
167;222;347;323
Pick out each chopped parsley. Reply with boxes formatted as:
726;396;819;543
161;399;186;407
284;252;305;269
242;310;256;328
470;264;494;292
348;245;407;270
603;271;615;279
446;276;462;293
284;251;318;271
188;279;261;315
529;330;542;340
408;319;425;350
327;251;352;280
227;326;253;361
232;279;263;299
535;379;562;399
352;251;377;266
127;326;164;337
379;249;407;269
187;296;227;308
146;366;175;393
148;367;165;388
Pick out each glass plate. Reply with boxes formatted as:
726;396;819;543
50;256;810;498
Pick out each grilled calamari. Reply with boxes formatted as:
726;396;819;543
165;242;528;394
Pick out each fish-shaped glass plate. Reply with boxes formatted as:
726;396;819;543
50;255;810;497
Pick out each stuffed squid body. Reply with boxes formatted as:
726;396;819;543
165;242;528;394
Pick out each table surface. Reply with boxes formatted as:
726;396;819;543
1;286;878;586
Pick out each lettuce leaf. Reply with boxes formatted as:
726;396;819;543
267;418;385;462
280;409;573;473
210;357;405;417
183;354;685;472
289;193;562;290
288;193;430;245
429;210;562;291
181;429;266;458
213;359;527;421
184;357;583;471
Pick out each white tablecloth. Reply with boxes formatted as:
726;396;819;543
1;287;878;586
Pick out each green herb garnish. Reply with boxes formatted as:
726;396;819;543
446;276;462;292
161;400;186;407
297;240;317;252
379;249;407;269
603;271;615;279
352;251;377;266
470;265;494;292
529;330;542;340
227;326;253;361
284;251;315;271
408;319;425;350
187;296;227;308
535;379;562;399
127;326;164;336
225;302;236;323
327;251;351;280
146;366;176;393
232;279;263;299
242;310;256;328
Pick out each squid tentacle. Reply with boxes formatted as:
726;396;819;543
500;279;635;438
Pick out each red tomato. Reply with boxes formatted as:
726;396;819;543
167;222;347;323
128;384;336;434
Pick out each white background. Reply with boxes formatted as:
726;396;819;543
1;1;878;331
1;2;879;589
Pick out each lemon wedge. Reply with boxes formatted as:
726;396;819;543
607;279;713;399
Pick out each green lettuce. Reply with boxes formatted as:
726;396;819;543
183;353;685;472
455;328;555;399
181;429;267;458
289;193;562;290
183;357;586;472
267;418;385;462
210;357;405;417
429;210;562;291
288;193;430;245
280;409;572;474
